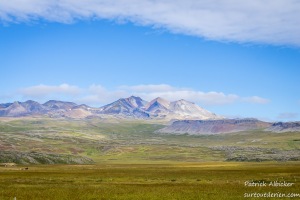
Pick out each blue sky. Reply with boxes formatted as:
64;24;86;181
0;0;300;121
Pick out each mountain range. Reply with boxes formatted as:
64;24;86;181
0;96;221;120
1;96;299;134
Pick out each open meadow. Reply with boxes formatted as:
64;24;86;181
0;162;300;200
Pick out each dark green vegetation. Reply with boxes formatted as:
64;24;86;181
0;118;299;163
0;163;299;200
0;151;93;165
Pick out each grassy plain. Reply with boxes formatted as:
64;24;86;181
0;162;300;200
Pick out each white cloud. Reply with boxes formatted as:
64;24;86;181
1;0;300;46
242;96;270;104
119;84;176;92
130;90;239;105
118;84;240;105
115;84;266;106
16;83;269;106
20;83;81;97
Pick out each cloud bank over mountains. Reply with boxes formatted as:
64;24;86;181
15;83;269;106
1;0;300;46
20;84;81;97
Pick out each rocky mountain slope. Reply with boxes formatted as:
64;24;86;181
0;100;91;118
0;101;47;117
144;98;220;120
43;100;77;110
157;119;272;135
99;96;150;118
145;97;170;114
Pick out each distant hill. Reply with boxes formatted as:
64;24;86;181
156;119;272;134
266;122;300;132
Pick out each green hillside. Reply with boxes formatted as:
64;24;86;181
0;118;299;164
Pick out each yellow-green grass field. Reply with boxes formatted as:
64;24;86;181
0;162;300;200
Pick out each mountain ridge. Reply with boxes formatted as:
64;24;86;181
156;118;272;135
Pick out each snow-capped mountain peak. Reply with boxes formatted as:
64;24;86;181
169;99;220;120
